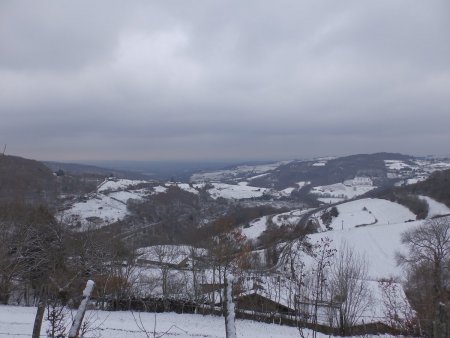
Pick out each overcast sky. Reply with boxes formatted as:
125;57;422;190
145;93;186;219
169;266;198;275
1;1;449;161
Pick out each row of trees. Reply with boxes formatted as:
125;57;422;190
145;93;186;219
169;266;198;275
399;217;450;337
0;202;136;337
281;238;373;336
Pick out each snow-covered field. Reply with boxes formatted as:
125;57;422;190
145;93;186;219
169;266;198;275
98;179;147;192
241;216;270;240
322;198;416;230
304;198;436;279
419;195;450;218
429;161;450;170
63;194;130;227
272;209;311;226
242;209;311;241
296;181;310;189
385;158;450;183
307;220;420;279
310;183;376;200
205;183;269;200
61;179;149;229
0;305;317;338
384;160;413;171
278;187;295;196
190;162;288;183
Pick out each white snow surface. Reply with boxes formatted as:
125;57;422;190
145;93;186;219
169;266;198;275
430;161;450;169
279;187;295;196
190;161;288;182
247;173;269;180
296;181;310;188
311;183;376;199
304;199;426;279
307;220;422;279
109;190;146;203
384;160;412;171
272;209;311;226
242;216;269;240
206;183;268;200
0;305;349;338
153;185;168;193
63;194;128;227
326;198;416;230
62;179;148;229
419;195;450;218
242;209;311;240
98;179;147;192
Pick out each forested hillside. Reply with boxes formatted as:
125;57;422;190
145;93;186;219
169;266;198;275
0;155;57;206
405;169;450;207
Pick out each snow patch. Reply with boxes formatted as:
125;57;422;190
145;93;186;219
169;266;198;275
242;216;269;240
419;195;450;218
98;179;147;192
311;183;376;200
206;183;268;200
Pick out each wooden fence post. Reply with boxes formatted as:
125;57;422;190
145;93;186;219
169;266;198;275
68;280;95;338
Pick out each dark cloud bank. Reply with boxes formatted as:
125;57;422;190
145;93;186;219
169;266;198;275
1;1;449;161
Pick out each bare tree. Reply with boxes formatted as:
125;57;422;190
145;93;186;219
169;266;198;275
148;245;181;298
310;237;335;337
328;243;372;335
205;229;249;309
379;278;418;335
46;299;69;338
397;217;450;338
296;237;335;338
188;246;205;301
0;219;28;304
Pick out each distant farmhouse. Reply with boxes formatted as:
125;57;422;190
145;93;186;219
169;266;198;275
344;176;373;187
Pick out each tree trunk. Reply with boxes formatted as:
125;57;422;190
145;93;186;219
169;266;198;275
68;280;95;338
433;302;449;338
224;274;236;338
32;296;46;338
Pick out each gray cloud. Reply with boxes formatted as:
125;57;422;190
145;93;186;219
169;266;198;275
0;0;449;161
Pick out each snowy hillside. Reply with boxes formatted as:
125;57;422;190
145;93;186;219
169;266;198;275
205;183;269;200
311;182;376;200
190;161;288;183
306;220;420;279
61;178;149;229
242;209;311;241
318;198;416;230
419;195;450;218
242;216;270;240
300;200;450;280
98;179;147;192
63;194;131;227
301;198;421;278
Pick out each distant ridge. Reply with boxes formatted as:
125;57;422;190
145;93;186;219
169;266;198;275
43;161;150;180
0;155;57;206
